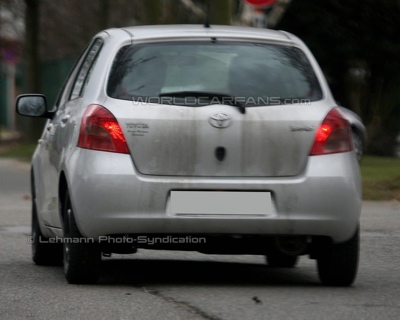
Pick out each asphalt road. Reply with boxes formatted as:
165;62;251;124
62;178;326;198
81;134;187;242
1;158;400;320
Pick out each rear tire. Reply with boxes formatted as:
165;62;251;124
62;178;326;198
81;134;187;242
317;228;359;286
63;190;101;284
266;253;298;268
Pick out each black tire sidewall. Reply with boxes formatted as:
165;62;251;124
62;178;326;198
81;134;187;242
62;189;101;284
317;228;360;286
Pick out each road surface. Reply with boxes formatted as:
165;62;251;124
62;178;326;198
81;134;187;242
1;158;399;319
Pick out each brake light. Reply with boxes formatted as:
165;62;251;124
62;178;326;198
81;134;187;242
310;108;353;155
77;104;129;154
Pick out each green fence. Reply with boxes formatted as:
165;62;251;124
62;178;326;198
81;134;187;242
0;74;7;128
0;58;75;133
40;59;76;106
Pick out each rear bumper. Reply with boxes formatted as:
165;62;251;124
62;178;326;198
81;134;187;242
66;150;361;244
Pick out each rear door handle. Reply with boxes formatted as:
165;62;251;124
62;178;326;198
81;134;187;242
61;115;70;123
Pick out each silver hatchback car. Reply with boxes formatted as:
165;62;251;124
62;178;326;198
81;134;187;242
17;25;361;286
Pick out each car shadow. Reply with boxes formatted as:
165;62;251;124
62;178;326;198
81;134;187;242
97;257;319;287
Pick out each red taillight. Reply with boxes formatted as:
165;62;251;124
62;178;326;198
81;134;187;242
310;108;353;155
77;104;129;154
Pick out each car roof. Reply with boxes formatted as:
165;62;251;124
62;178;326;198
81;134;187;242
103;24;299;45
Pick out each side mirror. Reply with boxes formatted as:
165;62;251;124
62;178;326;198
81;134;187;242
16;94;55;119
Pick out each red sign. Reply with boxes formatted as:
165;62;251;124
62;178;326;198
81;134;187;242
244;0;277;7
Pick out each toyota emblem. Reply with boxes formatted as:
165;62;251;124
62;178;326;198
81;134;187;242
208;113;232;128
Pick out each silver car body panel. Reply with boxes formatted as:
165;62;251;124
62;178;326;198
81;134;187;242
31;25;361;245
43;149;361;244
109;100;329;177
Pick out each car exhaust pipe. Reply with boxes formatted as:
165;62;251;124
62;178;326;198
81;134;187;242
275;236;308;256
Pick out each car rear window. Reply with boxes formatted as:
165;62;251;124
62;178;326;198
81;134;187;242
107;41;323;107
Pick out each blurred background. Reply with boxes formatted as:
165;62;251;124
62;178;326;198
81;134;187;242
1;0;399;157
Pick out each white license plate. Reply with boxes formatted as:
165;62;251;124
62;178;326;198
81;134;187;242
170;191;273;216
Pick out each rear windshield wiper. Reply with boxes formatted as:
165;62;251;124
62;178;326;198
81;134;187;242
159;91;246;114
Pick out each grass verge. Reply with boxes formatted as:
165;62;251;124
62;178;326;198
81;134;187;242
1;144;399;201
0;142;36;161
361;156;400;201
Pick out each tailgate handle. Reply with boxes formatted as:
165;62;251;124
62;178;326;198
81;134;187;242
215;146;226;161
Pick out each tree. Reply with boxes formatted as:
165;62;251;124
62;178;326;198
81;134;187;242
143;0;162;24
5;0;235;141
278;0;400;156
23;0;44;141
210;0;232;25
24;0;39;93
99;0;110;30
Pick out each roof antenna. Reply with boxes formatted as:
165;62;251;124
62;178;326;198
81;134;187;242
204;0;211;28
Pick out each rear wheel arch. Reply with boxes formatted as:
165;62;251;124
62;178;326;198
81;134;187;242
58;172;68;226
30;167;35;197
31;167;63;265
